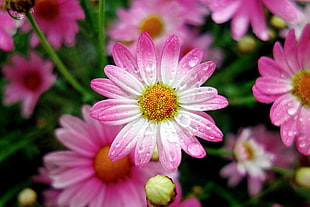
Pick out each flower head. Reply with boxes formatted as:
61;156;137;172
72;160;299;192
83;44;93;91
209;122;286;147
44;105;172;207
21;0;85;49
202;0;301;40
2;52;56;118
90;32;228;171
220;126;275;196
252;24;310;155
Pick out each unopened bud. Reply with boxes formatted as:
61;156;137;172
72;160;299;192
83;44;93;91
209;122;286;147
17;188;37;207
295;167;310;188
237;36;256;54
145;175;176;207
270;16;286;29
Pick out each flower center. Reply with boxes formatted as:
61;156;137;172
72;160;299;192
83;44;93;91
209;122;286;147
291;70;310;107
23;71;42;91
35;0;60;20
139;16;164;39
93;146;131;183
138;83;179;122
234;142;254;162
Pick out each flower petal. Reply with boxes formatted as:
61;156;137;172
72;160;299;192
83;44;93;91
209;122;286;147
296;135;310;156
252;85;278;103
91;78;129;99
137;32;157;85
231;5;250;41
178;48;203;71
280;117;298;146
160;34;180;85
250;0;269;40
284;29;301;73
262;0;298;21
112;42;138;75
178;87;217;104
104;65;144;96
175;110;223;142
44;151;92;167
258;57;291;79
108;118;147;161
181;95;228;111
254;77;292;95
158;121;182;171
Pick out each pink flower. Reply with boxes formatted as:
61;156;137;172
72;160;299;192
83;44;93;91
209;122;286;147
90;32;228;171
2;52;56;118
252;24;310;155
220;126;275;196
175;0;209;26
44;105;173;207
202;0;301;40
0;9;18;51
107;0;188;54
21;0;85;49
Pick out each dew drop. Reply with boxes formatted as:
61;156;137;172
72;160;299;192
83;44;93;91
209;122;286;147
188;56;199;67
7;9;25;20
169;152;176;162
179;114;191;127
287;107;297;115
114;142;121;148
299;141;306;148
145;61;154;72
145;126;153;136
188;143;203;157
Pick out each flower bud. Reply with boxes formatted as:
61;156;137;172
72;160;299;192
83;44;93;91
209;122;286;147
295;167;310;188
145;175;176;207
237;36;257;54
17;188;37;207
270;16;286;30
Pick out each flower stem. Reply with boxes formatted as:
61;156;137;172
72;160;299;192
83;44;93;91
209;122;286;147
98;0;107;69
206;148;233;157
26;11;89;96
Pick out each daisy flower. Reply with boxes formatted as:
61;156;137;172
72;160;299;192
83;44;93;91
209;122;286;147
252;24;310;155
106;0;187;54
175;0;209;26
90;32;228;171
220;126;275;196
44;105;173;207
0;7;18;51
2;52;56;118
201;0;301;41
21;0;85;49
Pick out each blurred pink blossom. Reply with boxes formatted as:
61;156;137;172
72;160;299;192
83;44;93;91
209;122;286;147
2;52;56;118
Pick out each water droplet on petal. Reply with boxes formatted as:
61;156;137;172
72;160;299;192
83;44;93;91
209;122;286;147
179;114;191;127
146;61;154;72
188;143;204;157
169;152;176;162
188;56;199;67
7;9;25;20
287;107;297;115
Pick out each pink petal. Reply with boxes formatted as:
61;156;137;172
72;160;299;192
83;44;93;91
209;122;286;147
250;0;269;41
262;0;298;21
50;167;94;188
91;78;129;99
284;29;301;73
182;95;228;111
59;114;88;136
134;122;157;167
280;118;297;146
273;42;293;75
117;181;145;207
179;198;201;207
252;85;278;103
178;48;203;71
297;24;310;69
0;29;14;51
108;118;147;161
58;184;81;206
175;110;223;142
230;5;250;41
104;65;144;96
254;77;292;95
248;176;264;196
258;57;291;79
160;34;180;85
112;43;139;76
296;135;310;155
210;0;240;23
175;61;216;91
158;121;182;171
137;32;157;85
44;151;92;167
178;87;217;104
21;95;38;118
220;162;244;187
89;187;105;207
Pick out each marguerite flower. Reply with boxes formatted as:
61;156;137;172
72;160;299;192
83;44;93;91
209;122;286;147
202;0;301;41
21;0;85;49
44;105;173;207
106;0;187;54
90;32;228;171
2;52;56;118
220;126;275;196
252;24;310;155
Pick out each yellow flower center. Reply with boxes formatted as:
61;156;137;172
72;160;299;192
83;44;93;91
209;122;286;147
35;0;60;20
138;83;179;122
234;142;254;162
93;146;131;183
291;70;310;107
139;16;164;39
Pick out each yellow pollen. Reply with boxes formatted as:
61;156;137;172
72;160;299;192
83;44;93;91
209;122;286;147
138;83;179;122
234;142;254;162
291;70;310;107
93;146;131;183
139;16;164;39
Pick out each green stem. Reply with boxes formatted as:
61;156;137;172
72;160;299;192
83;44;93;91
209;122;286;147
98;0;107;69
26;11;89;96
272;166;294;177
206;148;233;157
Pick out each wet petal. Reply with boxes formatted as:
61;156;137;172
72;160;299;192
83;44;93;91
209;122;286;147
91;78;129;99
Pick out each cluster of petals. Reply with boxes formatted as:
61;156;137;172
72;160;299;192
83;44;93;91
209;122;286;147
21;0;85;49
90;32;228;171
252;24;310;155
220;126;275;196
202;0;301;41
2;52;56;118
0;7;18;51
107;0;209;54
44;105;173;207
